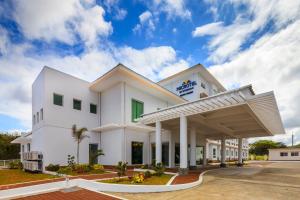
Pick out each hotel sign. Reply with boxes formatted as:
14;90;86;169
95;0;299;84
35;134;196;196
176;80;197;96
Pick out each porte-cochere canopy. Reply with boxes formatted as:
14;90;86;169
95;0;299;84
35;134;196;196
139;85;285;139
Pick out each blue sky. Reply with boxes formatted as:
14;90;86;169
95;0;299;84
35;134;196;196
0;0;300;145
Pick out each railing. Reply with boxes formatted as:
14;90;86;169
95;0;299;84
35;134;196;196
0;159;20;168
22;151;43;172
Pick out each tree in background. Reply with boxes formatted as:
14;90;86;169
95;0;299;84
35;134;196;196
249;140;286;155
0;133;20;159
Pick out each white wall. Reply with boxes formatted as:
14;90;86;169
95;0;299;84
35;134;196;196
100;129;123;165
124;83;170;124
100;84;122;125
31;67;100;167
269;149;300;161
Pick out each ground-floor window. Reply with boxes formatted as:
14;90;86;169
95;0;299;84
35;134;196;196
291;152;299;156
132;142;143;164
196;146;203;165
280;152;288;156
27;143;30;152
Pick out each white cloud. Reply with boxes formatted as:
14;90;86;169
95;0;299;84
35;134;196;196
103;0;127;20
133;11;156;37
152;0;191;20
12;0;112;46
0;37;189;129
192;22;224;37
209;19;300;145
195;0;300;63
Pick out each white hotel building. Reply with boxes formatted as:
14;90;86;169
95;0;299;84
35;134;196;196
13;64;285;173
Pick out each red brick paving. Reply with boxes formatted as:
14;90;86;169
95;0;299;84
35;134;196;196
171;166;219;185
15;188;121;200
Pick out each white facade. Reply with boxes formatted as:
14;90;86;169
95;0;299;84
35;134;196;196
268;148;300;161
15;64;251;169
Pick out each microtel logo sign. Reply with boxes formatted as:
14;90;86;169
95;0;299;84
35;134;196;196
176;80;197;96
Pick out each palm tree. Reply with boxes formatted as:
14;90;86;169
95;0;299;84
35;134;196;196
72;124;88;164
89;149;104;165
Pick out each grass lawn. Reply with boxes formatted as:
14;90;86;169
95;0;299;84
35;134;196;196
99;174;173;185
0;169;58;185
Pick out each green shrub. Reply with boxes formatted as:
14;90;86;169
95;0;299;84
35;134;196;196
153;162;165;176
57;166;72;175
45;164;60;172
9;160;22;169
67;155;75;169
74;164;91;173
116;161;127;178
144;170;152;178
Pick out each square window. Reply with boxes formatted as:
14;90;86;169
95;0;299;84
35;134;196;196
90;104;97;114
73;99;81;110
53;93;63;106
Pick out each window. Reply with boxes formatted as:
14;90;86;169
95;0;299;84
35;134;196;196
291;152;299;156
132;142;143;164
226;149;229;156
131;99;144;122
27;143;31;152
40;108;43;120
201;82;206;89
200;92;208;98
53;93;63;106
33;115;35;125
22;145;24;153
37;112;39;123
90;104;97;114
280;152;288;156
73;99;81;110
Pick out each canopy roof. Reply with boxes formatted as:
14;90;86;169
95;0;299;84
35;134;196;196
139;85;285;139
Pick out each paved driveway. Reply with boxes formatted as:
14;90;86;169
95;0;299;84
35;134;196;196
111;162;300;200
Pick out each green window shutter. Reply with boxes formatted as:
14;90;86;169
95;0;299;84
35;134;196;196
132;99;144;122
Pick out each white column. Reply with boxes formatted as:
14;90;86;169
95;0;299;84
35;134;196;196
155;121;162;164
238;138;243;165
168;130;174;168
221;138;226;166
190;127;196;167
180;115;188;169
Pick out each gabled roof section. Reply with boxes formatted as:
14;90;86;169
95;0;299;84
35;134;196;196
89;63;186;104
158;63;226;92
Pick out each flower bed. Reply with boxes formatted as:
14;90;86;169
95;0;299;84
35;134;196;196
99;174;173;185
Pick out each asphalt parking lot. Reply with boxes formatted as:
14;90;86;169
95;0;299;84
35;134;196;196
111;161;300;200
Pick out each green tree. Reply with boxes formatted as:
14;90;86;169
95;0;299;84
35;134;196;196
249;140;286;155
0;133;20;160
71;125;88;164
